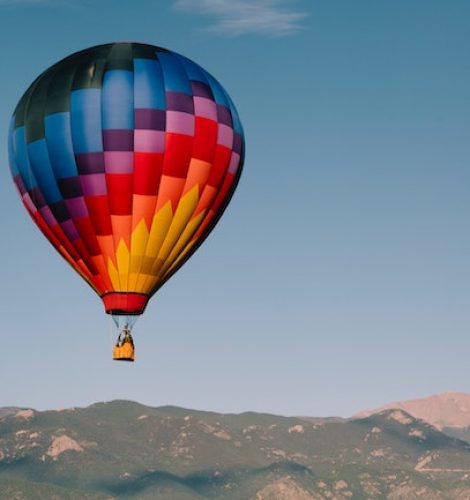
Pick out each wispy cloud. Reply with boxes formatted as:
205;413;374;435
174;0;308;36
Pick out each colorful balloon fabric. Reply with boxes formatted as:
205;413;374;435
9;43;244;315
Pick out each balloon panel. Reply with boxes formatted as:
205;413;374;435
9;43;244;314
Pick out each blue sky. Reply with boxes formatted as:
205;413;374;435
1;0;470;417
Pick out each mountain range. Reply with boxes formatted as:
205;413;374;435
1;395;470;498
354;392;470;446
354;392;470;429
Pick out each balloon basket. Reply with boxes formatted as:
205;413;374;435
113;326;135;362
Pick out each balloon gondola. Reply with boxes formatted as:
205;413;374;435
8;43;244;361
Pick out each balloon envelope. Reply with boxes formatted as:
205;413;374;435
9;43;244;315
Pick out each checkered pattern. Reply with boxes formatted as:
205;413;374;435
9;43;244;315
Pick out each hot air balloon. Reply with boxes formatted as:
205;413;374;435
8;42;244;361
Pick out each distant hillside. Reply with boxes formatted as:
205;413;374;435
1;402;470;498
0;407;22;419
297;416;346;425
354;392;470;430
